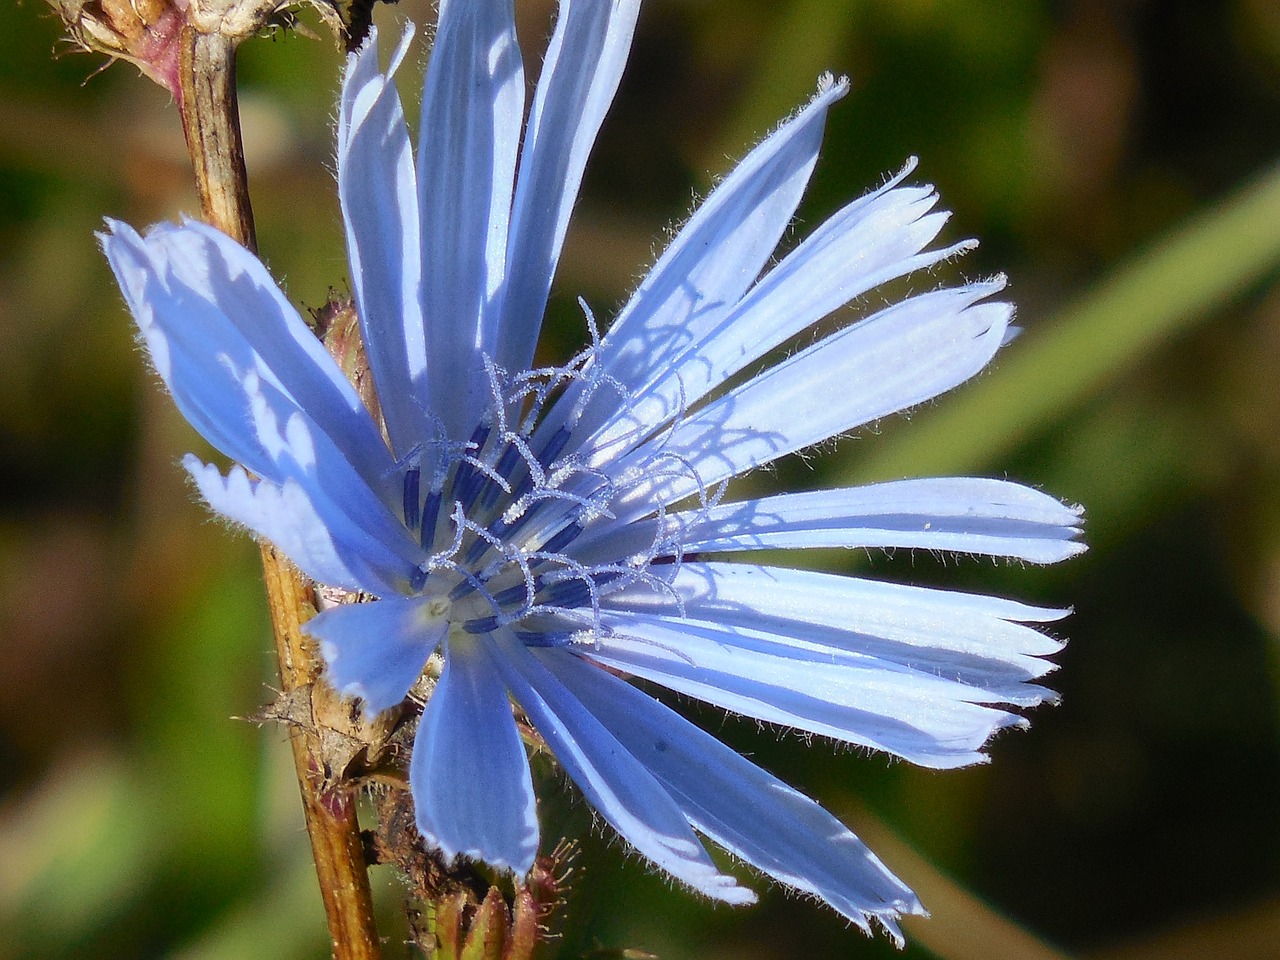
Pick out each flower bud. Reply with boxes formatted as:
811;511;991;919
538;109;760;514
52;0;187;96
434;887;540;960
49;0;346;97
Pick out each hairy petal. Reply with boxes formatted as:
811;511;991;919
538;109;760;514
584;164;969;463
338;26;431;460
546;652;922;942
543;78;848;448
492;633;754;903
101;219;397;501
610;281;1013;518
419;0;525;439
497;0;642;374
186;458;414;596
675;478;1086;563
603;562;1065;705
410;633;539;872
588;611;1028;768
234;368;428;580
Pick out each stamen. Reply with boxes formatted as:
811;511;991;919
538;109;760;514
478;441;523;511
429;502;469;567
457;508;507;568
462;534;492;566
439;559;502;617
538;425;572;467
420;490;443;549
402;465;421;533
456;452;512;506
539;520;584;556
515;630;572;647
501;431;559;514
535;578;593;610
481;355;512;435
398;346;710;649
450;421;493;506
409;565;429;592
492;580;542;608
525;551;602;627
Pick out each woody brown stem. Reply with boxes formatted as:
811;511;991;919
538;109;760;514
259;547;383;960
175;26;382;960
177;28;256;250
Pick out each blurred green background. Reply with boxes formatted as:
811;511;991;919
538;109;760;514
3;0;1280;957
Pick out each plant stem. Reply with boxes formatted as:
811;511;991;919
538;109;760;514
177;27;256;251
259;546;383;960
175;25;382;960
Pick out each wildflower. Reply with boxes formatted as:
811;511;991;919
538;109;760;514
101;0;1083;942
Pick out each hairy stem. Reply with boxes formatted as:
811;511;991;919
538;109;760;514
175;26;382;960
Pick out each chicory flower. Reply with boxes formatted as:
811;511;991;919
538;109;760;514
102;0;1082;942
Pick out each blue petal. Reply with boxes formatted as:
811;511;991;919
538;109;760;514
105;219;426;594
230;363;427;582
307;596;446;713
543;651;923;942
491;633;754;902
608;281;1013;519
101;219;398;502
338;27;431;460
104;224;269;471
542;77;848;449
418;0;525;439
186;457;414;596
496;0;642;376
588;611;1028;768
675;478;1086;563
409;633;539;871
581;164;972;463
602;561;1064;706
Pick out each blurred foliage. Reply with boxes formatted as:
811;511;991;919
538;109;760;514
3;0;1280;958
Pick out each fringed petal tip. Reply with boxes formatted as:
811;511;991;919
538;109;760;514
410;634;540;875
709;879;759;907
649;854;759;907
1060;540;1089;560
998;711;1033;734
974;272;1010;297
841;892;927;947
314;641;392;719
1037;686;1065;708
341;22;417;119
815;71;851;98
96;216;134;247
874;906;920;950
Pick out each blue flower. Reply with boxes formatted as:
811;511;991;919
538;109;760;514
101;0;1083;942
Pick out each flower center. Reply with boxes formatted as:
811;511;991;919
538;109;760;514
391;351;699;643
398;377;618;641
